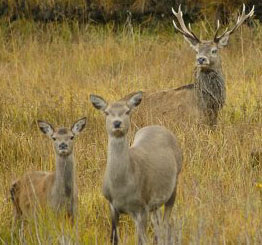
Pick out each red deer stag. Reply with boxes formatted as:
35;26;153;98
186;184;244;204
126;4;254;127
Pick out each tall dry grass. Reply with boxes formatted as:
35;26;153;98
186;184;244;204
0;20;261;244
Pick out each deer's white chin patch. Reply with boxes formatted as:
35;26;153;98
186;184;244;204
112;128;125;137
58;149;70;156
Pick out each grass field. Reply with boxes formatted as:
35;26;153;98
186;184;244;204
0;20;261;244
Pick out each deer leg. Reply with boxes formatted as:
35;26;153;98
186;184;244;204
66;196;77;226
110;204;119;245
151;209;162;244
163;187;177;245
206;108;218;128
66;212;74;226
11;209;21;244
134;210;148;245
18;218;26;244
11;198;23;244
12;208;21;228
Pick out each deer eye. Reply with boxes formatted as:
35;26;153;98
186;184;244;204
126;109;131;115
211;49;217;54
52;137;56;141
104;111;109;116
70;136;74;140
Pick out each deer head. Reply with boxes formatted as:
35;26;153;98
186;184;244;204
172;4;254;69
37;118;87;156
90;92;143;138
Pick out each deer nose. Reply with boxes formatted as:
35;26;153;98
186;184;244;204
113;121;122;128
197;57;207;65
59;143;68;150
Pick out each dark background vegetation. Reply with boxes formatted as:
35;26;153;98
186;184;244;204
0;0;261;24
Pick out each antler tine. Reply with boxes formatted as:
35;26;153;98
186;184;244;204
214;4;255;42
172;5;200;42
214;19;229;42
227;4;254;34
188;23;200;41
172;20;187;36
214;20;221;41
172;20;197;41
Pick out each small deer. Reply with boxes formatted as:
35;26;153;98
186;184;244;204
10;118;86;224
90;91;182;244
126;4;254;127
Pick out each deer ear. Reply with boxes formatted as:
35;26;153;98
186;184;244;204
71;117;87;135
217;34;230;48
127;91;143;109
37;120;54;137
90;94;108;111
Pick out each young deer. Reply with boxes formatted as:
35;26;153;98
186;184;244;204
10;118;86;223
125;4;254;127
90;92;182;245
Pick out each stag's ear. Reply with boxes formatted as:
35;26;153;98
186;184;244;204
127;91;143;110
37;120;54;137
90;95;108;111
217;34;230;48
71;117;87;135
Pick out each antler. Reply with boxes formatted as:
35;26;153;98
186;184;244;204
214;4;255;43
172;5;200;43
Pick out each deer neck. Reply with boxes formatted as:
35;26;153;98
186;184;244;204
106;135;132;186
195;66;224;87
194;65;226;110
53;154;75;200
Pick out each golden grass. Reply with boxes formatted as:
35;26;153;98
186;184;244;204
0;20;261;244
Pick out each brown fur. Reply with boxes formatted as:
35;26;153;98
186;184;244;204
57;128;69;135
124;5;254;128
123;86;204;126
10;118;86;223
11;172;55;218
90;92;182;244
123;61;225;127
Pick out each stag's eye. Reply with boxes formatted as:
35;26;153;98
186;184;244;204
70;136;74;140
104;111;109;116
126;109;131;115
211;49;217;54
52;137;56;141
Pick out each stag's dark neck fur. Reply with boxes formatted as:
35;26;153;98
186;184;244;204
194;66;226;125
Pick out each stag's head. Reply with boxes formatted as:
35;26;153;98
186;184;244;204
172;4;254;70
